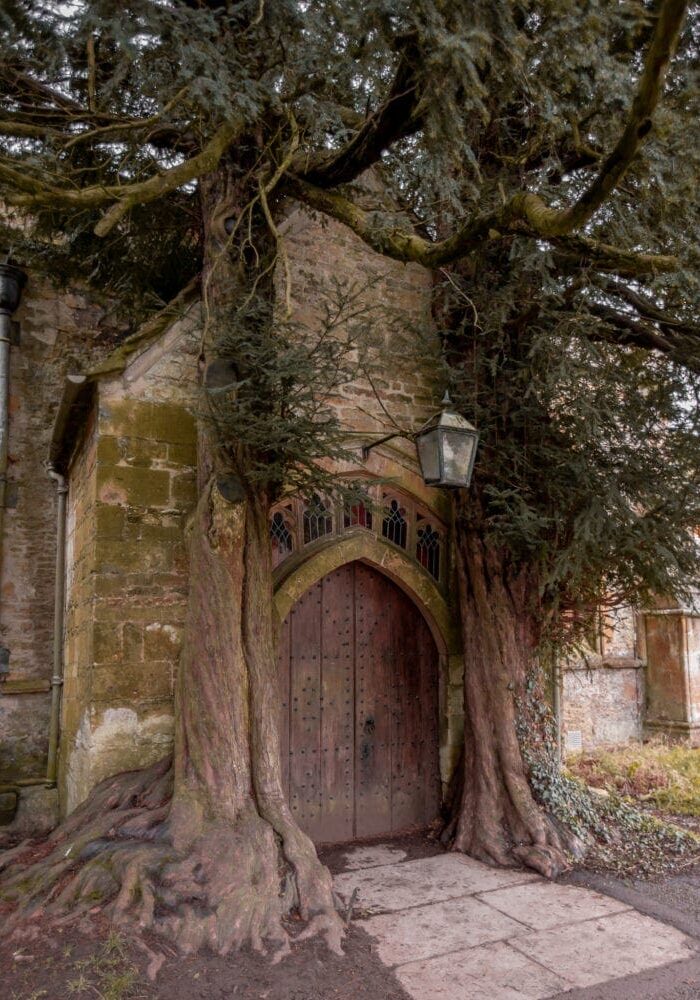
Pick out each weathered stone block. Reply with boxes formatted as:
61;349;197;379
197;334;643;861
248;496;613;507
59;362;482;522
168;441;197;466
123;622;143;662
0;785;58;840
100;400;195;445
96;464;171;507
95;504;126;539
143;622;182;661
0;791;18;826
93;621;122;664
170;471;196;507
92;660;173;703
121;439;169;468
95;539;174;574
96;435;121;464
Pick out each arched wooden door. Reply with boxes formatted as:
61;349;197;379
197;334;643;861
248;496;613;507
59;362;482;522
277;560;440;844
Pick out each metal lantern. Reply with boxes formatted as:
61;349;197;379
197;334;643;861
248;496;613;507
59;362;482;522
415;392;479;488
0;262;27;316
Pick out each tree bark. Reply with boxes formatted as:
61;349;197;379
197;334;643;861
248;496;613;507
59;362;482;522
443;508;570;878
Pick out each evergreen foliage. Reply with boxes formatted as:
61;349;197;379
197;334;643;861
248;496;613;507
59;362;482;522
1;0;698;658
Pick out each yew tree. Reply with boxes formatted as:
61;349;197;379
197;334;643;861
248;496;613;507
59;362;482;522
0;0;699;961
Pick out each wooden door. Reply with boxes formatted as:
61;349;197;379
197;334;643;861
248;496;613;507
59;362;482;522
277;561;440;844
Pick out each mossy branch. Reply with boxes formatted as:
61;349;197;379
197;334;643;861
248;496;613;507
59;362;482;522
0;118;243;236
289;177;679;275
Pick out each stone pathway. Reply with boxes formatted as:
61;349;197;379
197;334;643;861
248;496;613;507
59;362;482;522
334;846;698;1000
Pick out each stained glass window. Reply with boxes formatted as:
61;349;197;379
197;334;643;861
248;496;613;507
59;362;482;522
382;498;407;549
344;499;373;530
303;495;333;544
416;520;441;580
270;510;294;567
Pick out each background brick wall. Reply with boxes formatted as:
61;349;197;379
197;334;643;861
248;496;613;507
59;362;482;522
0;279;120;785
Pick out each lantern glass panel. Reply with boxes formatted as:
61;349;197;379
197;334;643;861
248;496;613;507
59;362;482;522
416;428;441;483
440;427;477;485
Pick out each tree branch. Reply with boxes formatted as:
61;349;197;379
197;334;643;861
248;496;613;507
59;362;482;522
298;47;421;188
288;175;678;274
597;277;696;333
0;118;243;236
586;303;700;372
508;0;688;237
551;236;678;277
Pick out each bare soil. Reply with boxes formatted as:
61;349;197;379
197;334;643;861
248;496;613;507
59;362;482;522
1;830;438;1000
2;920;412;1000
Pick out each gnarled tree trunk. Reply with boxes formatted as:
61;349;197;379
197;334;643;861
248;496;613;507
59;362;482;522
443;504;572;878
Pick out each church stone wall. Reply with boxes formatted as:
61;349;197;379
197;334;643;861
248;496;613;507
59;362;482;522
56;212;453;812
283;207;437;463
60;349;198;812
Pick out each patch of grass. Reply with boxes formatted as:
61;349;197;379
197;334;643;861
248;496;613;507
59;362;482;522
566;740;700;817
67;934;144;1000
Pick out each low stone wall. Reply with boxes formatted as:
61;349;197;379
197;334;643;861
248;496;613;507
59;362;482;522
562;606;645;751
562;658;645;750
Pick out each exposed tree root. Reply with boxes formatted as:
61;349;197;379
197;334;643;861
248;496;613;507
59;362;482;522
0;757;343;974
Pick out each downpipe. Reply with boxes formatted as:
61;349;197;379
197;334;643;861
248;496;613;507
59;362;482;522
45;466;68;786
0;263;26;586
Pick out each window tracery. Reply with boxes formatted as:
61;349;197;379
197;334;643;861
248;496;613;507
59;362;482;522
382;498;408;549
270;506;295;568
302;495;333;544
416;517;441;581
269;482;447;587
344;499;373;530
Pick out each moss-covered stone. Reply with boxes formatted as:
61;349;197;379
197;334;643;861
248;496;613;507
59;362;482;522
95;504;126;540
168;441;197;466
95;539;175;573
170;471;196;508
96;435;121;465
100;400;195;445
91;661;173;702
121;439;169;468
96;464;171;508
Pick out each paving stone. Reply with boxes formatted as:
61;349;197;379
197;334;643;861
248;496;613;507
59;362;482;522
334;854;537;915
396;940;568;1000
478;880;630;930
509;910;696;989
342;845;408;870
361;895;526;965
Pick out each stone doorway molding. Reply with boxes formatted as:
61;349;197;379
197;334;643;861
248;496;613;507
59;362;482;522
273;530;464;792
